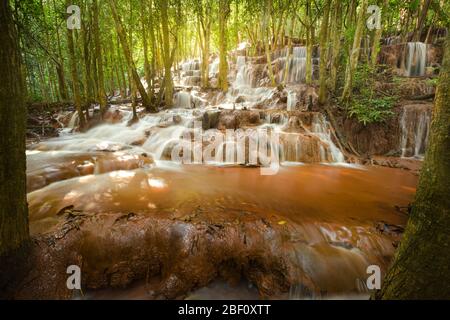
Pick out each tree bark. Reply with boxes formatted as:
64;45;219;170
160;0;174;106
370;0;388;67
341;0;368;102
413;0;432;42
108;0;155;112
218;0;230;92
0;0;29;258
52;0;68;101
140;0;153;101
376;35;450;300
318;0;331;105
305;0;314;85
93;0;107;116
66;1;86;129
329;0;343;92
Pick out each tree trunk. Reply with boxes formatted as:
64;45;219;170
160;0;174;106
140;0;153;101
370;0;388;67
318;0;331;105
329;0;343;92
305;0;314;85
341;0;368;102
263;0;276;87
66;3;86;129
376;35;450;300
413;0;432;42
0;0;29;259
218;0;230;92
52;0;68;101
81;11;93;113
93;0;107;116
108;0;155;112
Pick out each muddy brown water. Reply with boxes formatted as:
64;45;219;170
28;162;416;233
26;155;417;299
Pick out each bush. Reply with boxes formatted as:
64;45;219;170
348;96;396;125
346;64;396;125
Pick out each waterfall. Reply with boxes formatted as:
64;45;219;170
209;57;220;77
67;111;78;129
287;91;297;111
405;42;427;77
181;59;201;86
400;104;431;158
182;60;200;72
278;46;309;84
175;91;192;108
234;56;252;88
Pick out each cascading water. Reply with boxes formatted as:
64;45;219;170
277;46;309;84
400;104;431;158
175;91;192;108
180;59;201;86
209;57;220;77
287;91;298;111
277;113;345;164
222;56;276;109
405;42;427;77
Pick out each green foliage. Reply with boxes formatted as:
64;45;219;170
346;64;396;125
348;96;396;125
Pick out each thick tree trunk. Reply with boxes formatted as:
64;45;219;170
0;0;29;259
376;35;450;300
341;0;368;102
318;0;331;105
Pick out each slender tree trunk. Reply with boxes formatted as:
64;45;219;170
52;0;68;101
149;1;157;100
218;0;230;92
116;35;127;98
81;12;92;116
413;0;432;42
376;35;450;300
140;0;152;99
160;0;174;106
0;0;29;259
370;0;388;67
93;0;107;116
318;0;331;105
197;3;211;89
329;0;343;92
305;0;314;85
108;0;154;112
341;0;368;102
263;0;276;87
66;4;86;129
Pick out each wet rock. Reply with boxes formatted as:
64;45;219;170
173;114;182;124
282;116;305;132
218;114;238;130
235;96;246;104
202;110;221;130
